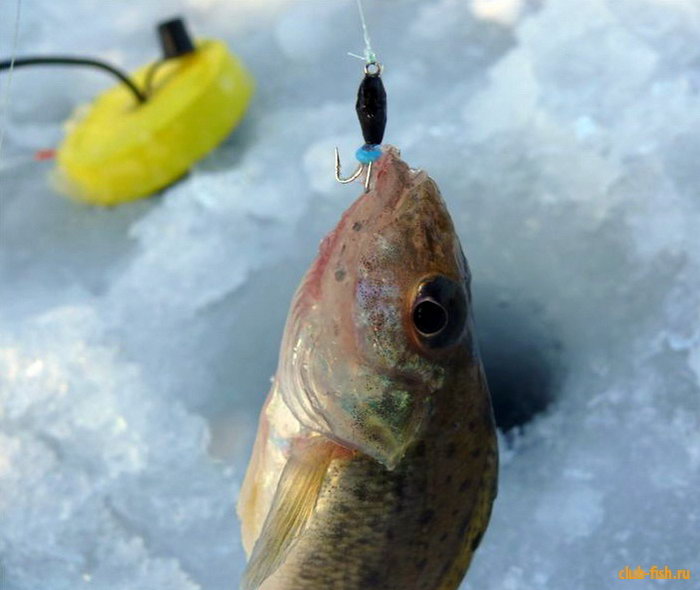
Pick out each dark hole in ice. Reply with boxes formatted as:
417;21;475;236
483;343;554;432
474;293;561;432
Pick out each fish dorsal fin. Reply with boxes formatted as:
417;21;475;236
241;437;335;590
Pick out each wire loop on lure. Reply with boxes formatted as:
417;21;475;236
334;60;387;192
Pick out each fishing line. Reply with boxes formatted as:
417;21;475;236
356;0;376;64
0;17;205;123
348;0;377;65
0;0;23;167
0;57;147;103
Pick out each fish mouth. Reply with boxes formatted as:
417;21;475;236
366;145;428;212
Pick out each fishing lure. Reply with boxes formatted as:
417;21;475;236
237;47;498;590
335;60;387;192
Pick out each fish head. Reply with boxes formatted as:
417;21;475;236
279;147;474;469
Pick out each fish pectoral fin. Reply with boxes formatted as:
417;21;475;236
241;437;335;590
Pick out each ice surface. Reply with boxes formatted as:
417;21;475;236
1;0;699;589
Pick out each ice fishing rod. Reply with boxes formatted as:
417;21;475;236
0;19;196;105
335;0;387;193
0;17;254;206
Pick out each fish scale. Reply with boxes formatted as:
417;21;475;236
262;370;497;590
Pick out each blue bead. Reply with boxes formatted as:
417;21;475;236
355;145;382;164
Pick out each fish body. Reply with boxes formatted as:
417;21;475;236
238;147;498;590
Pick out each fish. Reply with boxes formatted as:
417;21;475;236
237;146;498;590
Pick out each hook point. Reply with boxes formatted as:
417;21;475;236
334;147;364;184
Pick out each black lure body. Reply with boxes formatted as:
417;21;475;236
356;71;387;146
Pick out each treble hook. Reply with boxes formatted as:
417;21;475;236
335;148;374;191
334;61;387;192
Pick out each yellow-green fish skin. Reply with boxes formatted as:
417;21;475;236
261;366;497;590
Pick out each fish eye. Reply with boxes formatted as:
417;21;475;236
411;275;467;349
413;298;448;336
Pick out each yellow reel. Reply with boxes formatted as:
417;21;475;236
56;40;254;206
